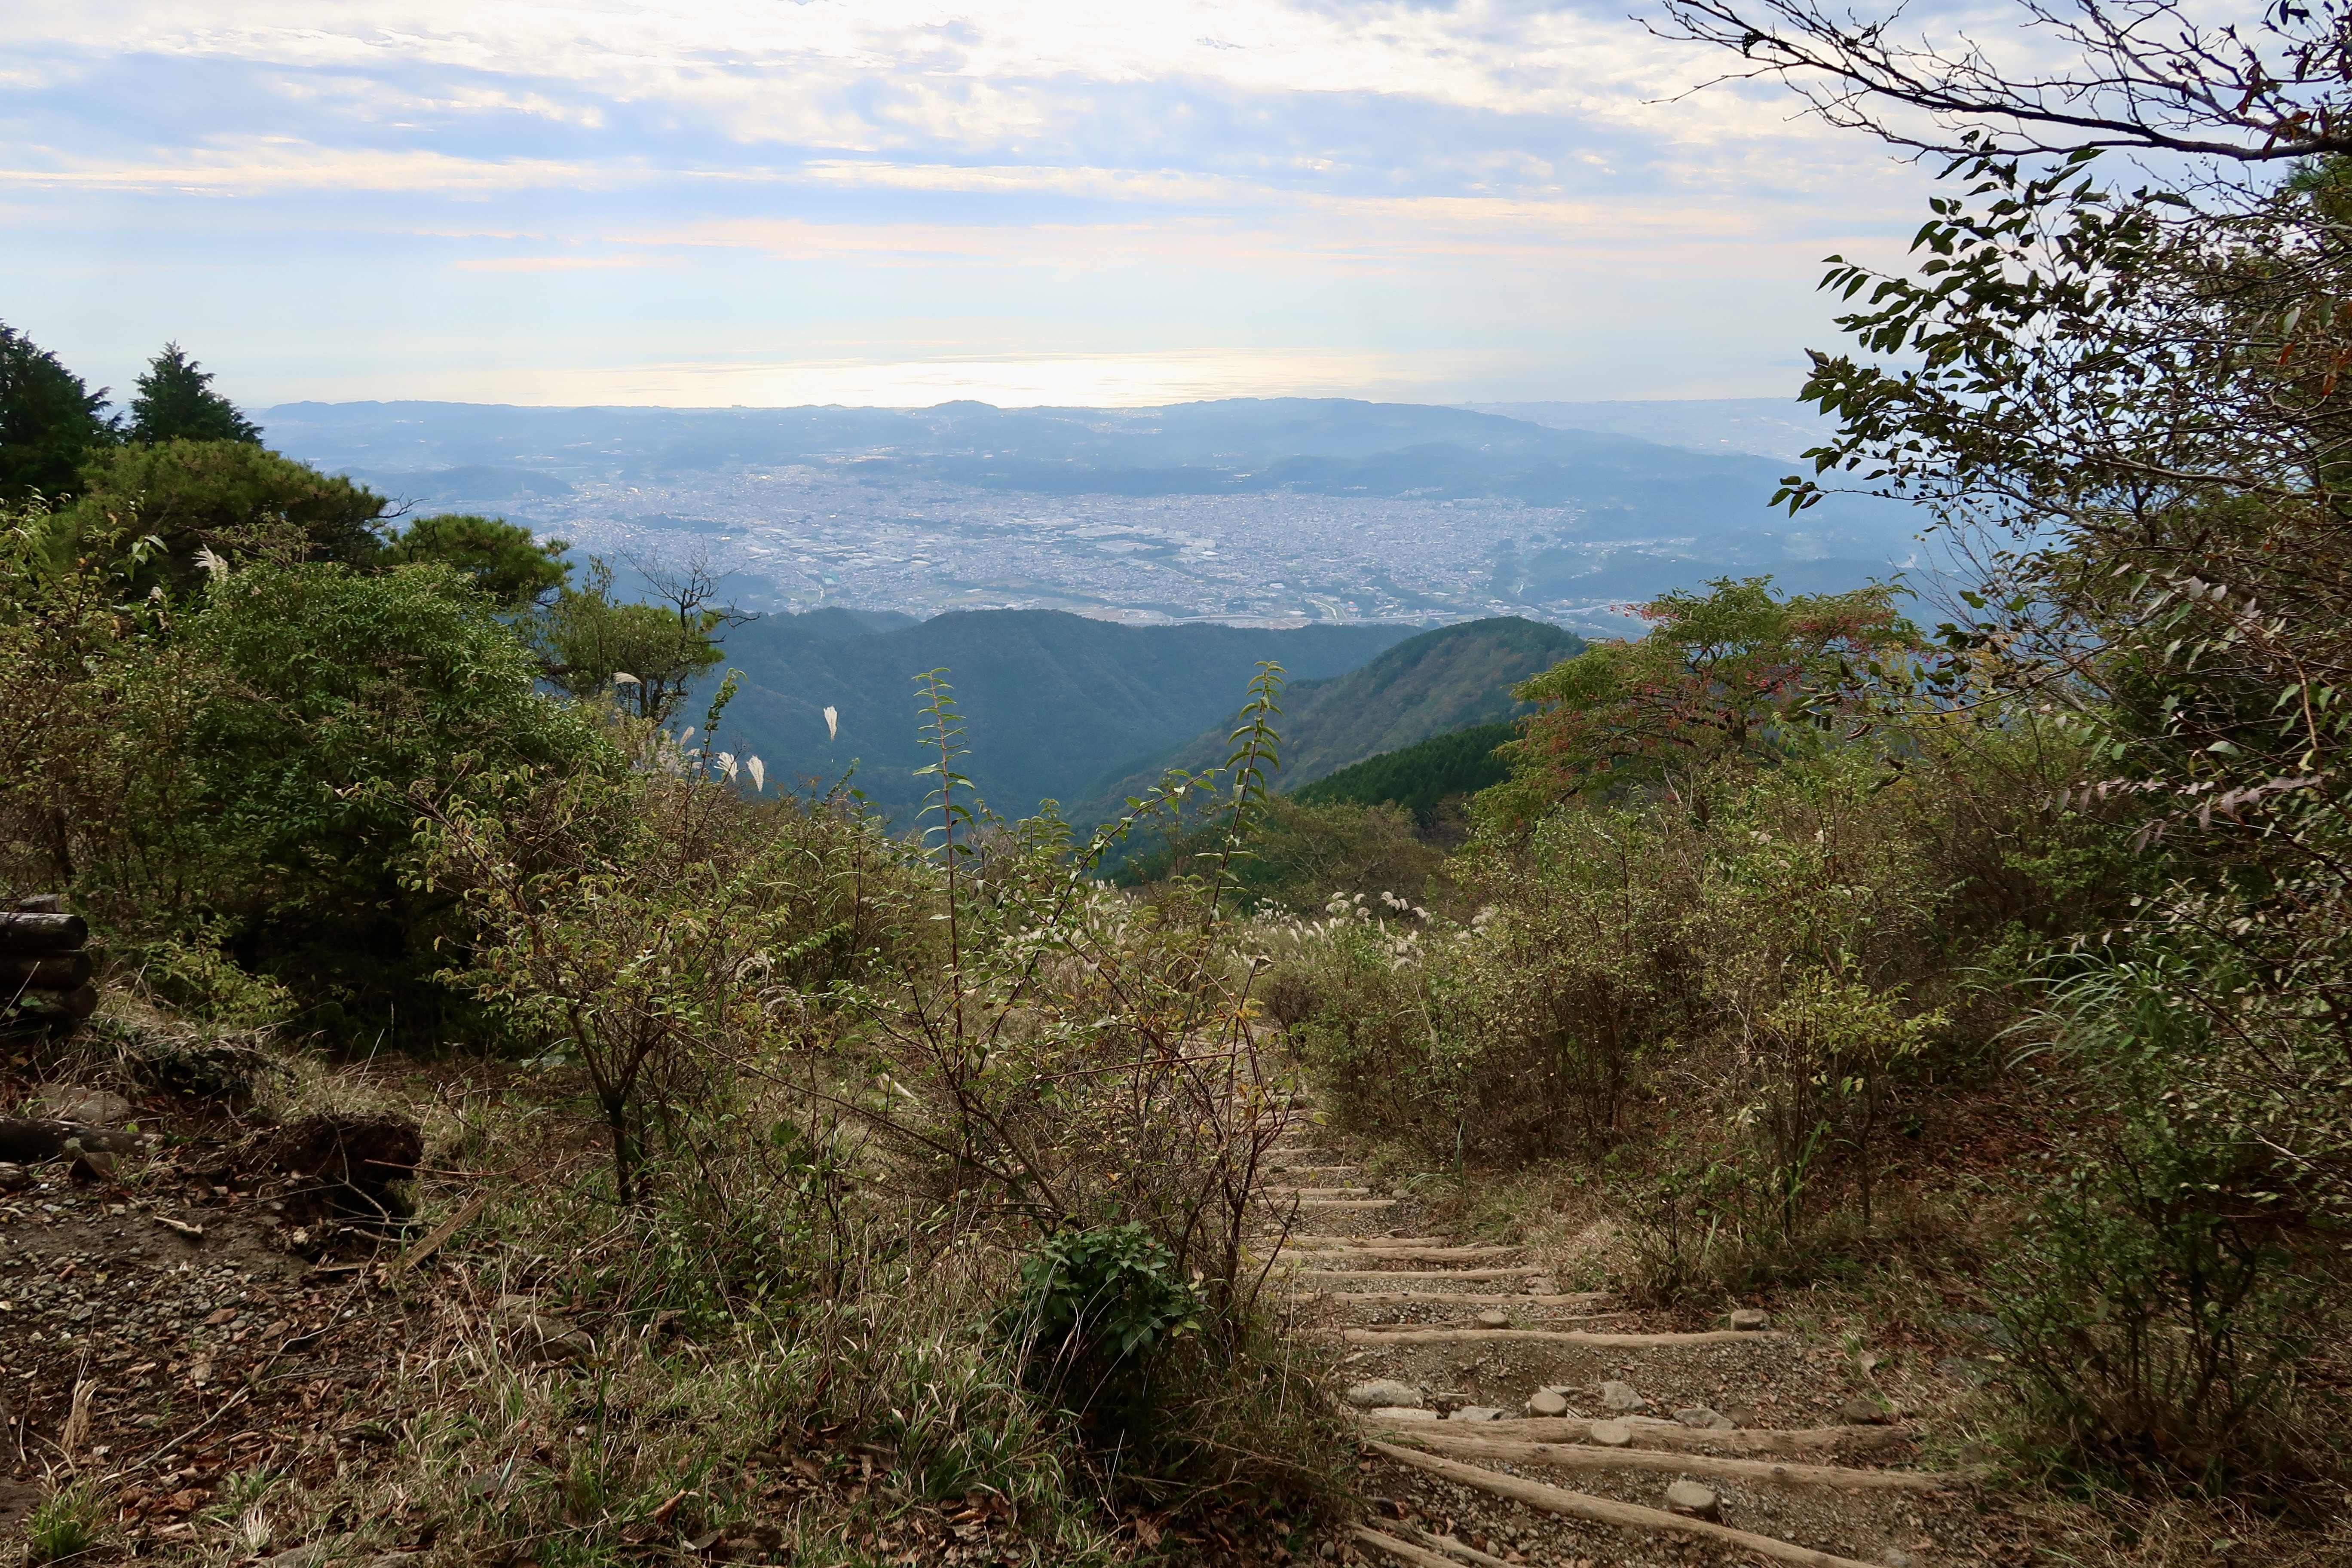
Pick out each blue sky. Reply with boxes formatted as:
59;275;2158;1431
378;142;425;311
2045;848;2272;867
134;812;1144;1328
2;0;1950;409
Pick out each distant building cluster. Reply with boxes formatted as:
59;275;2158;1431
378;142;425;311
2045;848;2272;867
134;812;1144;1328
524;468;1658;632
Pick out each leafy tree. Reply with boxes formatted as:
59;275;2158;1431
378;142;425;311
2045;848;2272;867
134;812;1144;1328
127;343;261;446
1;523;613;1029
1657;0;2352;1492
64;440;389;590
536;555;738;723
0;323;115;502
1489;576;1921;820
380;513;570;607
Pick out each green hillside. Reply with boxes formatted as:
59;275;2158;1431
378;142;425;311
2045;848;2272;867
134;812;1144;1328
702;609;1419;820
1072;616;1580;821
1292;720;1518;820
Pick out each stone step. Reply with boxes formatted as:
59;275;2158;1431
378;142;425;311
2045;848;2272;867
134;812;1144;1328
1262;1186;1375;1197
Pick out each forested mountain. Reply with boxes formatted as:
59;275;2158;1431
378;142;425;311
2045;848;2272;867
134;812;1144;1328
703;609;1418;819
1072;617;1579;821
1292;721;1519;821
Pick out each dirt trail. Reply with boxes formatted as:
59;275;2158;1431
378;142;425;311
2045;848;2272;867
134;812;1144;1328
1256;1097;2021;1568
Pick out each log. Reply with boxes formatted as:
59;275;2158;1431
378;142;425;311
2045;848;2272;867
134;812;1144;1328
1282;1235;1450;1248
4;983;98;1020
1357;1413;1914;1457
1365;1441;1881;1568
0;952;93;989
1283;1291;1612;1308
1351;1527;1499;1568
0;1119;147;1163
0;912;87;951
1286;1268;1545;1284
1371;1427;1957;1491
1338;1326;1782;1348
1277;1246;1524;1264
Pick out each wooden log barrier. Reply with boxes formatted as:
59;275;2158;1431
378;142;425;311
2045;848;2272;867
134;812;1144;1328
0;1119;148;1163
0;952;93;989
0;911;89;952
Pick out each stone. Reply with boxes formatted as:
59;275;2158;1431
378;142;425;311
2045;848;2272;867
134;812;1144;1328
1448;1406;1502;1422
1589;1420;1632;1447
1346;1378;1423;1409
263;1538;356;1568
1839;1396;1892;1424
1879;1553;1915;1568
33;1086;134;1127
1367;1406;1437;1421
1598;1379;1647;1412
1525;1389;1569;1417
510;1315;593;1364
1729;1308;1771;1331
1474;1308;1510;1329
1672;1405;1737;1430
0;1163;30;1192
1663;1480;1719;1520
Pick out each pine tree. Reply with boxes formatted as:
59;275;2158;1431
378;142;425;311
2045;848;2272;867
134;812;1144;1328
129;343;261;446
0;322;116;501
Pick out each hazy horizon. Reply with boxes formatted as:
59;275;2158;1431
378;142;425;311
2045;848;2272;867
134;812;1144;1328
7;1;1944;413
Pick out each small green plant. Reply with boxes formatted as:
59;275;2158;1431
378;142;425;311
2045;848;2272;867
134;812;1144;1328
26;1476;107;1564
1011;1223;1202;1392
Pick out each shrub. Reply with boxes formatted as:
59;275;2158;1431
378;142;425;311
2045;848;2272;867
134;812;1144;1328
1010;1222;1202;1418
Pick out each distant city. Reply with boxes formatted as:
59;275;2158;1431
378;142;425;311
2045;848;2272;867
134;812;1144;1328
261;397;1905;636
492;474;1626;629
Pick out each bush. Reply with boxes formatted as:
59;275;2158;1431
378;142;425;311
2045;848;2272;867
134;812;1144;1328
1992;925;2352;1496
1996;1131;2336;1492
1010;1222;1202;1418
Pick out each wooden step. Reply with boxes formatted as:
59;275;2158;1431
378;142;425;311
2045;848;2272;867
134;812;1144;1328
1284;1290;1609;1308
1375;1428;1957;1491
1283;1267;1545;1284
1336;1326;1785;1348
1274;1244;1522;1264
1355;1413;1916;1457
1366;1442;1883;1568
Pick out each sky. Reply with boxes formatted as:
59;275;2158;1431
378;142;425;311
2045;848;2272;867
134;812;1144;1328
1;0;1957;410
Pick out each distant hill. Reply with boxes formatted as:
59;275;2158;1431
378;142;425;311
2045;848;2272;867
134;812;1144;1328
1293;722;1519;821
702;609;1418;821
1072;617;1581;821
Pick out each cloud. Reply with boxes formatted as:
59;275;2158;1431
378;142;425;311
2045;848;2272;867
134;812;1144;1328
0;0;1954;405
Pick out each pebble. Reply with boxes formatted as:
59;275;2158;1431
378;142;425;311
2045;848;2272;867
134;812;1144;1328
1525;1389;1569;1417
1473;1308;1510;1329
1664;1480;1719;1520
1672;1405;1737;1430
1347;1378;1424;1409
1729;1308;1771;1331
1598;1379;1647;1412
1589;1420;1632;1447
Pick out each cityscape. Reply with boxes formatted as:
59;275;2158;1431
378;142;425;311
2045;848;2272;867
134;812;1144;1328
519;469;1669;631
